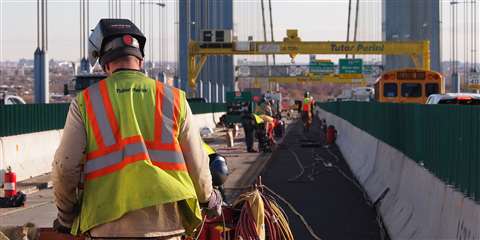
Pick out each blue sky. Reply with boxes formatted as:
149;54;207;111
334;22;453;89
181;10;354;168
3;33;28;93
0;0;477;64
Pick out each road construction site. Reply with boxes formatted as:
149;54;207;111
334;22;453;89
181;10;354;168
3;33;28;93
1;116;388;240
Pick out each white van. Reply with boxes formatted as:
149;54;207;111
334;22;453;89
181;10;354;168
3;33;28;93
352;87;374;101
1;95;26;105
426;93;480;105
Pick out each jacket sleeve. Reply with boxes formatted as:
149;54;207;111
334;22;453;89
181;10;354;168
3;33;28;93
178;100;213;203
52;99;86;227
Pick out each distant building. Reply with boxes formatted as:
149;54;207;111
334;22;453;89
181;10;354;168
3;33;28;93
382;0;441;72
179;1;234;102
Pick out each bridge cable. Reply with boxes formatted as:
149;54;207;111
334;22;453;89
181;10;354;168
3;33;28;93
475;0;478;72
45;0;48;51
471;0;475;72
79;0;82;59
464;1;469;82
80;0;84;59
261;0;269;68
346;0;352;59
167;0;170;79
175;0;179;77
268;0;276;65
352;0;360;59
159;0;163;76
37;0;40;49
150;0;154;76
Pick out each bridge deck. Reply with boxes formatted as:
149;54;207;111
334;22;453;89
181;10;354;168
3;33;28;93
262;119;386;240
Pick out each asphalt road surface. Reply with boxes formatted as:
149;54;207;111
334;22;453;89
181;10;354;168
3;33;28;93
261;118;387;240
0;189;56;227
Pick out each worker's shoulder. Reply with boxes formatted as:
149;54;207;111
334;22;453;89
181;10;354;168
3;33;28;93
160;83;187;98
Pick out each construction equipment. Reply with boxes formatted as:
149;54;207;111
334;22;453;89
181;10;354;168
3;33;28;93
188;29;431;93
63;73;106;96
225;91;255;125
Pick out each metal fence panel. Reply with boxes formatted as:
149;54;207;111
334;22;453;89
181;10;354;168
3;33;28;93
318;101;480;202
0;103;226;137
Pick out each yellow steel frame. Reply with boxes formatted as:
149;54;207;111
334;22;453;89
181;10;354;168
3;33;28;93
268;74;367;85
188;30;430;91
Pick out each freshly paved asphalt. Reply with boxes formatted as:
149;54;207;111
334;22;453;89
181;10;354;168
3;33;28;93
261;118;387;240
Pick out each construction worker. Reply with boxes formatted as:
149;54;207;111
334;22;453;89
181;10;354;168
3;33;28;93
255;113;272;152
302;91;314;132
202;142;229;200
240;110;258;153
52;19;221;239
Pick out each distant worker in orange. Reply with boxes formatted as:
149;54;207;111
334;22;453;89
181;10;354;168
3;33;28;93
302;91;315;132
52;19;221;239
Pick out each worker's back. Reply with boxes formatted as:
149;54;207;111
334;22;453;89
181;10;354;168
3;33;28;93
82;71;176;140
72;70;201;235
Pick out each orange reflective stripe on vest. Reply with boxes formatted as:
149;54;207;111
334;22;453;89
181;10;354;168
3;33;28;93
83;80;185;180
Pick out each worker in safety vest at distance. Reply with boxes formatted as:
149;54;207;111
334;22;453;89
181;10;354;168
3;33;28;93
253;103;272;153
202;142;229;200
302;91;315;132
52;19;221;239
241;110;260;153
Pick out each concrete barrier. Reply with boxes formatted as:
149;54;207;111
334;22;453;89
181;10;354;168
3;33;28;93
0;112;224;185
191;111;224;132
316;108;480;239
0;130;62;185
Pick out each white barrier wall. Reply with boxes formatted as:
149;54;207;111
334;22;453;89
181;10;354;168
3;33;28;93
0;112;224;185
316;108;480;240
191;111;224;132
0;130;63;184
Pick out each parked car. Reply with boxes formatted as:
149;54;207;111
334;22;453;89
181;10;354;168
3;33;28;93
1;95;26;105
426;93;480;105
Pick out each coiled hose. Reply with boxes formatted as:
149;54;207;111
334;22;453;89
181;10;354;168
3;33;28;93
233;188;295;240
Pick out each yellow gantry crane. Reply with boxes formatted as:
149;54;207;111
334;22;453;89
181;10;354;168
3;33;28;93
188;29;430;92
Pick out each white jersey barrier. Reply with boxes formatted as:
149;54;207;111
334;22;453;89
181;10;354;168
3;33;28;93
316;108;480;240
0;111;224;185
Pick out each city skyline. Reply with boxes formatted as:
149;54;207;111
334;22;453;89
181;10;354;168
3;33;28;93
0;0;478;65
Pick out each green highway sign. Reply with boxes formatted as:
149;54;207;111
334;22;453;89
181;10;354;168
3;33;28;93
339;59;363;74
309;61;335;74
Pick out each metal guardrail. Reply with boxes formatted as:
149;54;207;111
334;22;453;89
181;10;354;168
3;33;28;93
318;101;480;202
0;103;70;137
0;102;226;137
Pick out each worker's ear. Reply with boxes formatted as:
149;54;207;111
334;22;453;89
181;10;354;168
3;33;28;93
139;59;144;69
103;64;112;76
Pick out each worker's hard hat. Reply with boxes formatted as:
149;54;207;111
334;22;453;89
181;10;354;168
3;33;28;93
209;153;229;187
88;19;146;67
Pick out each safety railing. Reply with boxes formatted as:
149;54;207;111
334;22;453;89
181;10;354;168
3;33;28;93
0;102;226;137
318;101;480;202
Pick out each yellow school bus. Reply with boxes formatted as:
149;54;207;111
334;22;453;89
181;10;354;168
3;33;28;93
374;68;445;104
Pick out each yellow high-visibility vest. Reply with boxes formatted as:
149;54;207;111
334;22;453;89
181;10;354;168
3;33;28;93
72;71;201;235
203;142;216;155
253;114;264;124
